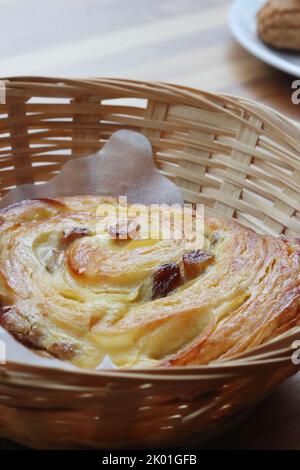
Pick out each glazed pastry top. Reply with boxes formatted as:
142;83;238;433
0;196;299;368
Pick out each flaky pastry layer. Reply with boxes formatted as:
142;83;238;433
0;196;299;368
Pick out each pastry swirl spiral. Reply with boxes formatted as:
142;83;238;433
0;196;299;368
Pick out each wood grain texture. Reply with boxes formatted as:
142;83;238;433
0;0;300;450
0;0;298;120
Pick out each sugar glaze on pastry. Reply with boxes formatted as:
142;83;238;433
0;196;299;368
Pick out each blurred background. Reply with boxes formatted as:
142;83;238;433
0;0;297;119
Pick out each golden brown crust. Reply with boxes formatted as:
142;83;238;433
0;196;299;368
258;0;300;50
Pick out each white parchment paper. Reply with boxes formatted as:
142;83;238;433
0;130;183;369
0;130;183;207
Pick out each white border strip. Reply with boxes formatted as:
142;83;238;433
0;80;6;104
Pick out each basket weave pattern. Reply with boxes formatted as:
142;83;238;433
0;77;300;449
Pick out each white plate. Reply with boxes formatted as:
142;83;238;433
228;0;300;77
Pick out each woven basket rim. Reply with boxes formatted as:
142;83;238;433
2;75;298;114
1;76;300;381
4;324;299;381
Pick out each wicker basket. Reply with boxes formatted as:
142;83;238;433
0;77;300;449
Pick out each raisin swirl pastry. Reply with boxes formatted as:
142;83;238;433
0;196;299;368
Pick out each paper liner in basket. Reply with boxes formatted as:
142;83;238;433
0;130;183;370
0;130;183;207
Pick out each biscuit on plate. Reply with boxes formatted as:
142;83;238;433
258;0;300;50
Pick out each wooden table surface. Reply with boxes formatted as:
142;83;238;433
1;0;300;450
